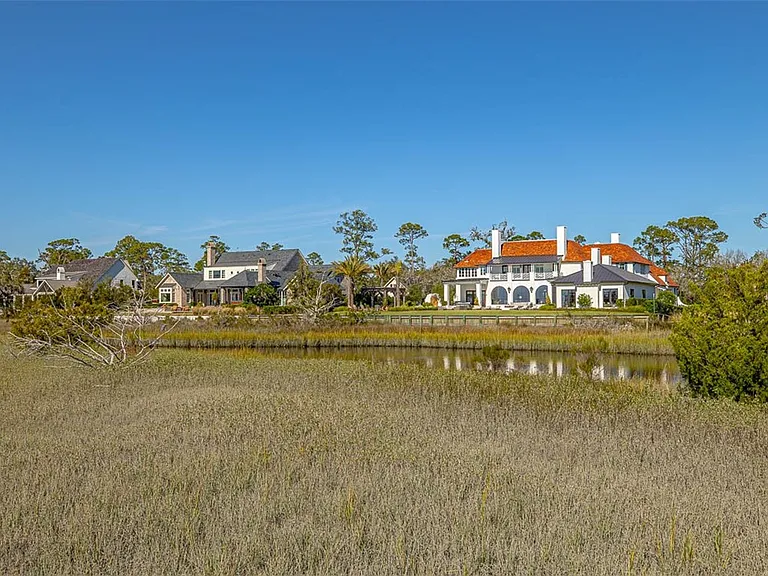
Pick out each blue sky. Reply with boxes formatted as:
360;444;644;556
1;2;767;265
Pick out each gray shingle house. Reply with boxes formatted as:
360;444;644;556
156;247;307;306
33;257;139;299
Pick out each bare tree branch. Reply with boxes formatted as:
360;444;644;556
11;289;178;369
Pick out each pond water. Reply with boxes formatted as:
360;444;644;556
238;347;682;388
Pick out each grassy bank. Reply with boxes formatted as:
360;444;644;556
156;323;675;356
0;350;765;574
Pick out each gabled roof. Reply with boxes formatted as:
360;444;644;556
308;265;344;286
38;257;123;281
550;264;657;286
32;279;79;295
167;272;203;289
214;249;302;271
455;239;586;268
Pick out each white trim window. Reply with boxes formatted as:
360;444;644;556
159;287;174;303
534;263;555;279
208;270;224;279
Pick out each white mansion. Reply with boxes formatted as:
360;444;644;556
444;226;678;309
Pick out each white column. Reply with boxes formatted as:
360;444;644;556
444;284;450;305
456;284;464;303
475;282;482;307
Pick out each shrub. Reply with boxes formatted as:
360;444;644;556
671;258;768;401
539;303;556;310
244;284;279;307
642;290;680;318
577;294;592;308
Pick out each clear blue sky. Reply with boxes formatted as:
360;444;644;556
1;2;766;265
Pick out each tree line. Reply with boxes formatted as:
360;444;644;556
0;208;764;316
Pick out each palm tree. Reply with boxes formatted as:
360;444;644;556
372;260;395;307
391;259;404;307
332;255;371;308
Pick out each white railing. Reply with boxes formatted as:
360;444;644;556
534;271;556;280
490;273;508;281
510;272;526;280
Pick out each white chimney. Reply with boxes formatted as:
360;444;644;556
610;232;621;244
601;254;613;266
590;247;601;265
257;258;266;283
491;229;502;259
206;242;216;267
583;260;593;283
556;225;567;257
56;267;65;281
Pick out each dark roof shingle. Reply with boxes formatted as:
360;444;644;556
550;264;657;286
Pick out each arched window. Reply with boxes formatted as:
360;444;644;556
490;286;508;305
535;285;549;305
513;286;530;303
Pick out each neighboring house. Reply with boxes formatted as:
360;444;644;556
156;246;307;306
33;257;139;299
445;227;678;309
156;272;201;307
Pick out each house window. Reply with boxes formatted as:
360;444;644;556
629;288;635;298
642;289;647;299
535;285;549;305
561;289;576;308
534;263;555;279
208;270;224;279
603;288;619;307
635;264;649;275
501;265;508;273
616;263;627;270
159;287;173;303
512;286;530;303
490;286;508;305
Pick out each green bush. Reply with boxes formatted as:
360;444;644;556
642;290;680;318
244;284;279;307
538;303;556;310
577;294;592;309
671;258;768;401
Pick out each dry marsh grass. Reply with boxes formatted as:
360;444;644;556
157;323;674;356
1;349;766;575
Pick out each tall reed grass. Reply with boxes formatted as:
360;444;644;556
154;323;674;355
0;349;765;574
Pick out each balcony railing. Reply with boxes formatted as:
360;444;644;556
510;272;527;280
534;271;556;280
490;273;508;281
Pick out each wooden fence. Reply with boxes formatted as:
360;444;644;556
368;314;652;330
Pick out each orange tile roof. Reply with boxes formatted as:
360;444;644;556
455;248;492;268
456;239;587;268
650;264;679;287
583;243;652;265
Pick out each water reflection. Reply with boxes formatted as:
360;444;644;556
244;347;681;386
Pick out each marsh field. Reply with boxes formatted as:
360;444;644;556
1;348;767;575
